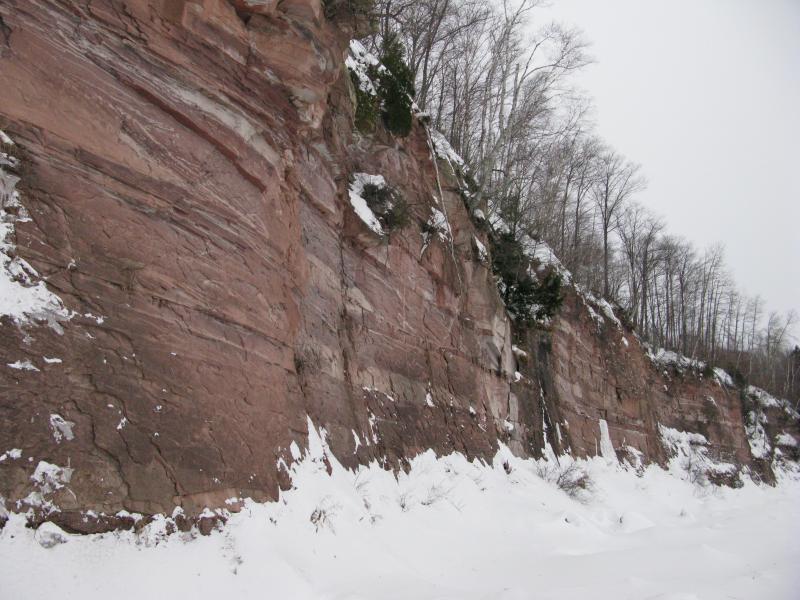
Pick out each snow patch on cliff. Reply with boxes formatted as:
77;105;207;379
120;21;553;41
30;461;73;494
0;448;22;462
345;40;383;95
426;207;451;241
48;414;75;443
746;384;799;418
428;128;465;170
574;285;623;330
648;347;706;372
488;227;575;285
659;424;737;479
473;235;488;262
712;367;734;386
7;359;39;371
745;409;771;459
348;173;386;235
0;130;71;331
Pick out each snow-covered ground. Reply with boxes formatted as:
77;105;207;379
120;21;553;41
1;424;798;600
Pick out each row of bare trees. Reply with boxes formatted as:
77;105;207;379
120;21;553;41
367;0;798;404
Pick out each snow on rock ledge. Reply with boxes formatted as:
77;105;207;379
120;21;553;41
659;424;737;479
348;173;386;235
426;207;451;241
473;235;488;263
713;367;734;386
746;385;799;418
428;128;465;170
745;409;771;460
647;347;706;373
0;130;71;331
345;40;383;96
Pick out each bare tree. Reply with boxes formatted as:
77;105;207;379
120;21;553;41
592;149;645;297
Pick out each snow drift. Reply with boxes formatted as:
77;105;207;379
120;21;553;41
1;420;798;600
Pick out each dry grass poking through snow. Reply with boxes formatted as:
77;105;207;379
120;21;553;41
536;460;595;500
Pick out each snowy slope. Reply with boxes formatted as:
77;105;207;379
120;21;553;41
1;423;798;600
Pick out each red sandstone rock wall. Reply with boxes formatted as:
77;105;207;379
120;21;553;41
532;293;754;468
0;0;521;530
0;0;793;532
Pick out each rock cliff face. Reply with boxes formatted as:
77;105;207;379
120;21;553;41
527;294;755;472
0;0;796;532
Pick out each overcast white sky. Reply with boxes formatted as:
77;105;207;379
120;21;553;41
540;0;800;320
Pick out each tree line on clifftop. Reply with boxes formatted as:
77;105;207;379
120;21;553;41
335;0;798;405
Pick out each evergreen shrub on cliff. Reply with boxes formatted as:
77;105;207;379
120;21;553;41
490;231;563;327
350;70;380;133
379;33;415;137
347;34;415;137
361;181;410;231
323;0;373;19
